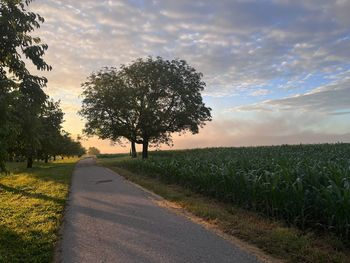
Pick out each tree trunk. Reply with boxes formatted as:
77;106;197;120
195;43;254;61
131;141;137;158
53;155;56;161
44;155;48;163
27;156;33;168
142;140;149;159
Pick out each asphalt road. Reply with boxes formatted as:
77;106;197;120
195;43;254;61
59;158;260;263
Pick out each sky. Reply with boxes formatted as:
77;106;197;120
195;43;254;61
28;0;350;153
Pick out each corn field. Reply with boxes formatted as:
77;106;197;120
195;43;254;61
115;144;350;241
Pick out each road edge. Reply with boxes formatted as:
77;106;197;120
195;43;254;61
104;166;283;263
52;158;87;263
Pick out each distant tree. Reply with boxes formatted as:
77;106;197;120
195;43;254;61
0;0;52;170
73;142;86;157
80;57;212;159
56;131;86;159
88;147;100;156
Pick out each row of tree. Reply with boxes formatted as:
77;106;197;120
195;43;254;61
0;0;85;171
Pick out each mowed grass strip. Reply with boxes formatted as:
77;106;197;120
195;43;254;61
98;155;350;263
0;158;78;263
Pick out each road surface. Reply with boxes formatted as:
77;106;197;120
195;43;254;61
58;158;260;263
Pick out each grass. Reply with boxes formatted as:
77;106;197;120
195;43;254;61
0;158;78;263
98;154;350;263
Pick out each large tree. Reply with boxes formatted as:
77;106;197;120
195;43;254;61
80;57;212;158
0;0;51;170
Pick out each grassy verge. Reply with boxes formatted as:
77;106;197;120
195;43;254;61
0;158;79;263
99;157;350;263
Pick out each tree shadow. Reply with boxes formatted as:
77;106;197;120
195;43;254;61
0;225;54;263
0;183;65;204
7;161;77;185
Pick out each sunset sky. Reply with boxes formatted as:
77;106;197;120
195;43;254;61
29;0;350;153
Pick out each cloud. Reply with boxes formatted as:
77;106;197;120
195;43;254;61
30;0;350;96
231;74;350;115
250;89;270;97
23;0;350;149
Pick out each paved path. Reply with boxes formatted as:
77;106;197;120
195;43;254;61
59;158;260;263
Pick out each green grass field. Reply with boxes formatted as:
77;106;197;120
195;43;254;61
98;143;350;262
0;158;78;263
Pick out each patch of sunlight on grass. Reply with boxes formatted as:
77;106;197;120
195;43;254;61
0;158;78;262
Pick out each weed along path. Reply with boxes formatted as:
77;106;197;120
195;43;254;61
58;158;260;263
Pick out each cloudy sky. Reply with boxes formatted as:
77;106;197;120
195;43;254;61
29;0;350;153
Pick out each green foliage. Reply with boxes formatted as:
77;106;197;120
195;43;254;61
80;57;212;158
5;97;85;167
0;90;15;172
97;153;128;159
88;147;100;155
55;131;86;158
113;144;350;241
37;99;64;160
80;67;134;143
0;0;52;80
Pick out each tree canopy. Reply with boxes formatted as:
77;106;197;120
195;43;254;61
0;0;51;103
88;147;101;156
80;56;212;158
